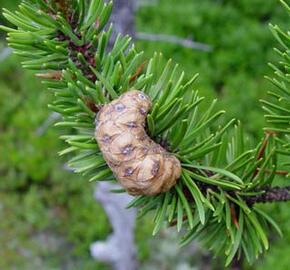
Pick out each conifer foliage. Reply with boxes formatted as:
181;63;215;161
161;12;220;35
1;0;289;266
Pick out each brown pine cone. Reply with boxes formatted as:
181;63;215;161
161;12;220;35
95;90;181;196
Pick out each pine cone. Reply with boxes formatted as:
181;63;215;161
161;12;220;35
95;90;181;195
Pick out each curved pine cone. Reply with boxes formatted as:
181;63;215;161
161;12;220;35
95;90;181;196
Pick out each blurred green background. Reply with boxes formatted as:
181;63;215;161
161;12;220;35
0;0;289;269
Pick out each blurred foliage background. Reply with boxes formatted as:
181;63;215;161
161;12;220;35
0;0;289;269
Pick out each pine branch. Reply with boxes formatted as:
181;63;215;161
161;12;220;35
181;178;290;210
185;181;290;205
1;0;289;266
246;186;290;205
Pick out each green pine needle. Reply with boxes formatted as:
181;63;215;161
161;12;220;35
1;0;289;266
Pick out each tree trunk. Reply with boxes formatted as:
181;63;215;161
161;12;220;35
91;2;138;270
109;0;136;44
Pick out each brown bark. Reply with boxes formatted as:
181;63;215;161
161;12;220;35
246;186;290;205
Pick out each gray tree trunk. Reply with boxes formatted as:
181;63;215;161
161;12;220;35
91;2;138;270
109;0;136;41
90;182;138;270
91;2;212;269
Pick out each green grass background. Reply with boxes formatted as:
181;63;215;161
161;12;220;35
0;0;289;269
